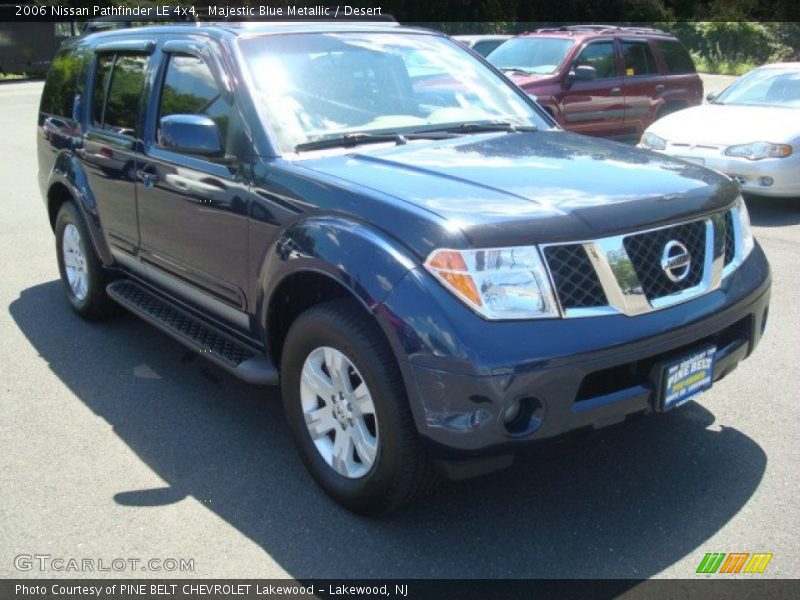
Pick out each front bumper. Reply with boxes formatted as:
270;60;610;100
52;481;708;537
377;244;771;458
649;145;800;197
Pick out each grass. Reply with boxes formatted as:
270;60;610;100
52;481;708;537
0;73;28;81
690;54;757;76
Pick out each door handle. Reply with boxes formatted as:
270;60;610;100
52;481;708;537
611;87;622;96
655;84;665;93
166;174;226;194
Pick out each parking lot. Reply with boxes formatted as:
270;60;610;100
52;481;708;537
1;78;798;579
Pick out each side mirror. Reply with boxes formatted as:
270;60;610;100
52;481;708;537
568;65;597;83
158;114;223;157
705;91;718;102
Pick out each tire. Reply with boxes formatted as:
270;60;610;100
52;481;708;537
281;299;437;514
55;201;114;320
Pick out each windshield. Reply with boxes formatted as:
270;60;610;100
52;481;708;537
238;32;550;152
714;67;800;108
486;37;574;75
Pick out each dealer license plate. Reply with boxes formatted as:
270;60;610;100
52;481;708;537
661;347;716;410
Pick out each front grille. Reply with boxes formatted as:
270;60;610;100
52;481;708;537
724;210;735;265
623;220;706;300
544;244;607;309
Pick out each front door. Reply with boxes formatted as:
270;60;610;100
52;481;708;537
136;44;252;317
559;39;626;138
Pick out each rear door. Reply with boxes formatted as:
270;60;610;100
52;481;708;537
80;46;152;256
620;38;662;136
559;39;626;137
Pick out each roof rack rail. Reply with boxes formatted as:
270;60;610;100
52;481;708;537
535;24;669;36
81;6;400;33
81;6;199;34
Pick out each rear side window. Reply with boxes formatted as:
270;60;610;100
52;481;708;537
573;41;617;79
158;54;237;154
622;41;658;76
92;53;148;136
40;46;91;118
657;40;696;74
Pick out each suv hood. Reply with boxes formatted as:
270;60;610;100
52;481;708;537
296;130;737;248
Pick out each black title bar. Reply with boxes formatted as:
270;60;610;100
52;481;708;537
0;1;799;22
4;579;800;600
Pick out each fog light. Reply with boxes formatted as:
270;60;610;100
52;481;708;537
761;305;769;334
759;176;774;187
503;399;522;424
502;397;545;436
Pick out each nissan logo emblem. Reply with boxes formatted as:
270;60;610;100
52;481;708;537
661;240;691;282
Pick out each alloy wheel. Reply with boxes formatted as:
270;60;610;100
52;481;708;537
299;346;379;478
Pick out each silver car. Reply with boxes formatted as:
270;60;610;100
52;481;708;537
640;63;800;198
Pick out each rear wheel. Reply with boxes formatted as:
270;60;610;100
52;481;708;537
55;202;114;320
281;299;437;514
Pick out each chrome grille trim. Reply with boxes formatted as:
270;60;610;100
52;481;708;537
541;211;732;318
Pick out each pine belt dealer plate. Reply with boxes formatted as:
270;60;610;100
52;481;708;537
661;346;716;410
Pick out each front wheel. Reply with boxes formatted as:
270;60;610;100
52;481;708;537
281;299;436;514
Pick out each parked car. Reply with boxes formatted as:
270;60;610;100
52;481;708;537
453;34;510;57
42;117;77;149
486;25;703;140
641;63;800;197
38;21;769;514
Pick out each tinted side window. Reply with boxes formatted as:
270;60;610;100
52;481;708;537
622;41;658;76
574;42;617;79
41;46;91;118
657;41;696;74
105;55;147;133
92;54;114;127
158;54;234;150
92;53;147;135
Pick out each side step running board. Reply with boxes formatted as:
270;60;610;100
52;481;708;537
107;280;278;385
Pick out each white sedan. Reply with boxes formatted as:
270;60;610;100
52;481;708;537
640;63;800;197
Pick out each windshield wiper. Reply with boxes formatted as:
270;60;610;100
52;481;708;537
295;131;456;152
419;122;538;135
296;132;407;152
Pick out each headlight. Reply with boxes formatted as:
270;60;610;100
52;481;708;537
725;142;792;160
424;246;559;320
640;132;667;151
735;195;755;260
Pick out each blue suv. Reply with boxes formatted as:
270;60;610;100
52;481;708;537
37;21;770;513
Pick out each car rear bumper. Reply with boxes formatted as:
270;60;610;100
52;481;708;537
378;243;771;458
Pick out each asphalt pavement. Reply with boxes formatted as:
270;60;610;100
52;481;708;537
1;79;798;579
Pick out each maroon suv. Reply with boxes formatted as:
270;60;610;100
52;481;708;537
487;25;703;140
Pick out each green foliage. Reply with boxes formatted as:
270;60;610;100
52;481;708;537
690;54;758;76
659;22;797;72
